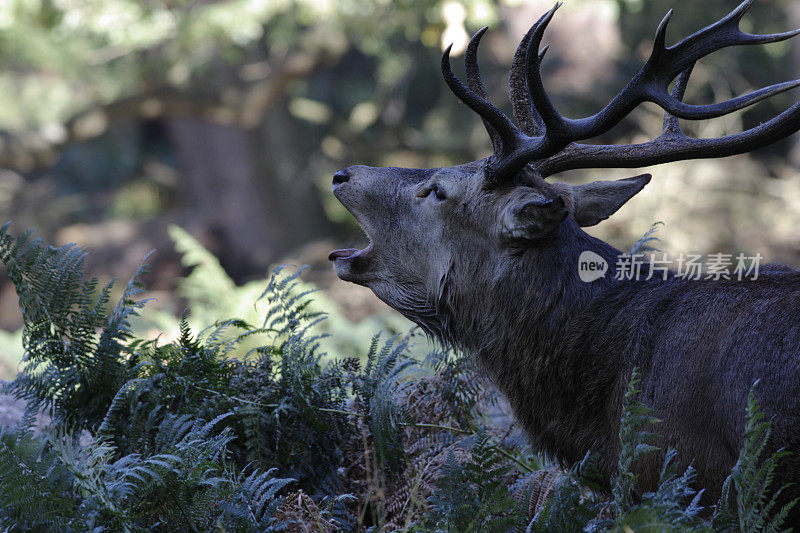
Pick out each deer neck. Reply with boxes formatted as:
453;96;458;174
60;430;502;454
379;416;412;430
442;220;617;358
438;220;623;465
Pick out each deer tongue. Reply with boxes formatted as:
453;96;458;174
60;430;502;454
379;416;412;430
328;248;360;261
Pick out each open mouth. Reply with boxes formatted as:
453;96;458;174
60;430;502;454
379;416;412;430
328;241;373;262
329;184;375;271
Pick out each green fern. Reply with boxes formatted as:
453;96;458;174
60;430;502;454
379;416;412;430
353;333;418;474
713;385;797;532
612;368;661;515
426;432;526;532
629;221;664;255
0;223;148;432
0;427;75;530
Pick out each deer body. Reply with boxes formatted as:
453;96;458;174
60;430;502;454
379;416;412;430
330;0;800;518
429;212;800;497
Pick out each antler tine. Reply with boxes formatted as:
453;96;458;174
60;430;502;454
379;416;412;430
662;67;693;138
537;101;800;176
641;0;800;121
721;0;800;41
465;27;504;154
730;0;757;21
648;0;800;82
657;78;800;120
540;0;800;139
465;27;490;99
522;9;671;146
533;0;800;177
509;14;549;136
519;1;800;175
650;9;673;60
538;45;550;60
441;44;521;153
704;0;800;45
523;2;566;141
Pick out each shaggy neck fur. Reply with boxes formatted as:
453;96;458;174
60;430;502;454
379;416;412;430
440;218;626;474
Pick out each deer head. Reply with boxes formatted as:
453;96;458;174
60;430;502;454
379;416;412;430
330;0;800;342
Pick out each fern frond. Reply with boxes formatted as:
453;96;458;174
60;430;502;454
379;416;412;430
629;221;664;255
713;385;797;532
612;368;660;515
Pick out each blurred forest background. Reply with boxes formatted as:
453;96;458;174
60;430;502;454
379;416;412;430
1;0;800;376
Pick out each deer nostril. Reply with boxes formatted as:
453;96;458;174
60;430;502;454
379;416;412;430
333;169;350;185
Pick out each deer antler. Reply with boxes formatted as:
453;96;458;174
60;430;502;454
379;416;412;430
442;0;800;184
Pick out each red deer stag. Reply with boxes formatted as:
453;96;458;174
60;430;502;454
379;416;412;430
329;0;800;519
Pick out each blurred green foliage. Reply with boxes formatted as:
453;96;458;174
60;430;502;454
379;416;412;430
0;0;497;132
131;224;432;361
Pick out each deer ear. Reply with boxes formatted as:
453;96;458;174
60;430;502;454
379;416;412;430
501;195;569;242
562;174;651;227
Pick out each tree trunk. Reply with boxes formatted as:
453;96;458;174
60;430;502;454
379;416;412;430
167;118;280;280
166;100;334;280
254;101;334;251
